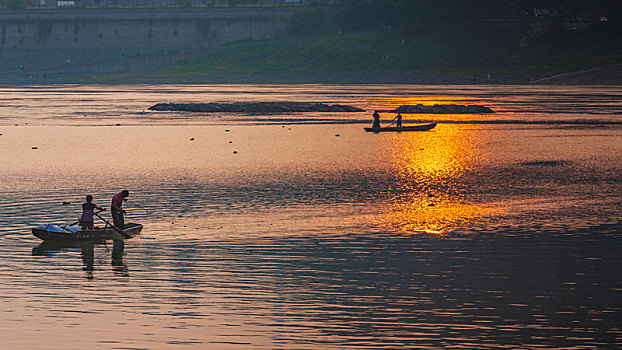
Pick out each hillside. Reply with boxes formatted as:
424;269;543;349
81;25;622;85
78;4;622;85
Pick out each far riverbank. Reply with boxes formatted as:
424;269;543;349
74;27;622;85
76;65;622;85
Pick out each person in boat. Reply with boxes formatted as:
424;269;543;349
395;113;403;128
111;190;129;230
372;110;381;128
80;195;105;230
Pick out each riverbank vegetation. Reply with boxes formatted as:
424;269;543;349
85;0;622;84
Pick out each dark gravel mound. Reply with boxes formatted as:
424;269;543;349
391;104;494;114
149;102;365;113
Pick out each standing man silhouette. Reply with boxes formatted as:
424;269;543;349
372;110;381;128
111;190;129;230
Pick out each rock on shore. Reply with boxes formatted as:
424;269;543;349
148;102;365;113
391;104;494;114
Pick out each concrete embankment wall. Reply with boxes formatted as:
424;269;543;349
0;8;297;83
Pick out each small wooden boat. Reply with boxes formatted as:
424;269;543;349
32;223;142;242
364;122;437;132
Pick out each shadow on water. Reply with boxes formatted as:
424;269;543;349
32;238;128;279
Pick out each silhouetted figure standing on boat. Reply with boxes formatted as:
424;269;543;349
396;113;403;128
111;190;129;230
80;195;105;230
372;111;381;128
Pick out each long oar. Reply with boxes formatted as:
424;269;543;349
386;114;400;127
94;212;132;239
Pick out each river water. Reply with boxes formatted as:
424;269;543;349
0;84;620;349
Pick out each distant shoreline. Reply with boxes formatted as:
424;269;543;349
73;64;622;85
2;62;620;85
528;63;622;85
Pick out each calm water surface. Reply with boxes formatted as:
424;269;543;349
0;84;620;349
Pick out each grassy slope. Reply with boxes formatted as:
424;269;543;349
83;24;622;84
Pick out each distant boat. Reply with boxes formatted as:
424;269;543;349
32;223;142;242
364;122;437;132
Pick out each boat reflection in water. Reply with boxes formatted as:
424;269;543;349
32;239;127;279
379;124;502;234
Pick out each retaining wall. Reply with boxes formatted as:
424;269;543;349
0;7;297;82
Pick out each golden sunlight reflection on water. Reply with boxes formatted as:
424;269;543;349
379;95;465;106
376;125;502;234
